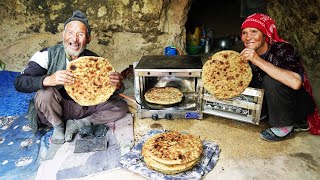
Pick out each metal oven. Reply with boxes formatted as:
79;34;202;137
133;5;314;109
202;87;264;125
134;55;264;125
134;55;203;120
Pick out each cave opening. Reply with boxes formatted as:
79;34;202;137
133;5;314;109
185;0;267;54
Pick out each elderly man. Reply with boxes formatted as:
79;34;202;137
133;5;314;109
15;10;128;144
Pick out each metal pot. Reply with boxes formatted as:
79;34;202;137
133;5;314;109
214;36;234;49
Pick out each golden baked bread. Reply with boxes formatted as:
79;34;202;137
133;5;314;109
202;50;252;99
142;132;203;174
142;132;203;165
143;151;201;175
65;56;116;106
144;87;183;105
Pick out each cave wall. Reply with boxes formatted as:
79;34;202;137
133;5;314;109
268;0;320;110
0;0;191;72
0;0;319;108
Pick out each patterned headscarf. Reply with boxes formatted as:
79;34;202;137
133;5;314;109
241;13;286;44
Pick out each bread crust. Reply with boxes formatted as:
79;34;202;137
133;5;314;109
202;50;252;99
65;56;116;106
142;132;203;165
144;87;183;105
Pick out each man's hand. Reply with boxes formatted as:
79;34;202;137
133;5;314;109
43;70;75;87
109;72;123;89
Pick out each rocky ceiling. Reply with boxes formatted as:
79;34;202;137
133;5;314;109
0;0;319;108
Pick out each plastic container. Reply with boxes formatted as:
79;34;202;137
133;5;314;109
186;44;202;55
164;46;178;56
186;26;201;45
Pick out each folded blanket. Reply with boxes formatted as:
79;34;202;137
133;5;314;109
120;130;220;180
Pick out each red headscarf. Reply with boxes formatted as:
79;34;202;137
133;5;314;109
241;13;286;44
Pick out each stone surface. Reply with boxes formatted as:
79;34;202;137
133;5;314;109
0;0;191;73
268;0;320;108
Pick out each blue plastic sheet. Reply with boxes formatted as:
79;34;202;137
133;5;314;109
0;70;34;116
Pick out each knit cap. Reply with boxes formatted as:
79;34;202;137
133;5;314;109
64;10;91;35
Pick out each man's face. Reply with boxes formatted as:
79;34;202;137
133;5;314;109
63;21;90;58
241;27;265;50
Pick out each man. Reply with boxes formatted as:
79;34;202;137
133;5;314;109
15;10;128;144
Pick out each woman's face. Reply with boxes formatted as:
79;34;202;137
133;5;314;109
241;27;265;50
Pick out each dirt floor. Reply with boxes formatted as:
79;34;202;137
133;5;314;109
84;113;320;180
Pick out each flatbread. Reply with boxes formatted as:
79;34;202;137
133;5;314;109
65;56;116;106
142;131;203;165
143;151;200;175
144;87;183;105
202;50;252;99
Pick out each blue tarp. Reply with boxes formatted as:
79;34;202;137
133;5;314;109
0;71;43;180
0;70;34;116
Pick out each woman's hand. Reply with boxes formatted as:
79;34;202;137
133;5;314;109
240;48;262;65
241;48;302;90
109;72;123;89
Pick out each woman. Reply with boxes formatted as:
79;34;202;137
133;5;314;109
240;13;314;141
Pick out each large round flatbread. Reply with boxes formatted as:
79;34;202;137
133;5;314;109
142;131;203;165
144;87;183;105
202;50;252;99
143;150;200;175
65;56;116;106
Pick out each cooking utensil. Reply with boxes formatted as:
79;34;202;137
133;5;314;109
214;36;234;49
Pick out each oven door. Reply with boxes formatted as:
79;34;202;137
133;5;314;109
134;69;203;119
202;87;264;125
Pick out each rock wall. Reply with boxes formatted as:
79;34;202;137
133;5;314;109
0;0;191;72
0;0;319;108
268;0;320;110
